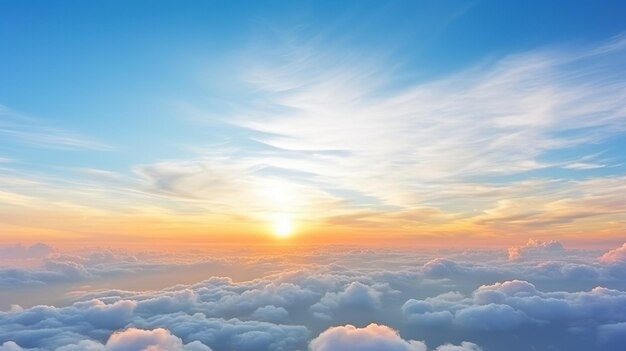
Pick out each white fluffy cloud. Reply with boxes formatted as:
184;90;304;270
309;324;426;351
401;300;454;327
0;328;213;351
310;281;383;319
600;243;626;263
250;305;289;323
105;328;211;351
401;277;626;346
309;324;482;351
0;342;27;351
454;303;527;331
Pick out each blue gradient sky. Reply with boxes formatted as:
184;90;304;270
1;0;626;246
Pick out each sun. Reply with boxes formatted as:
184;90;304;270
273;215;293;238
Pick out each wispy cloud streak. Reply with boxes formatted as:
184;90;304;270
0;105;111;151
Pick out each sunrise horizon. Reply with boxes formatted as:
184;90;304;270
1;1;626;351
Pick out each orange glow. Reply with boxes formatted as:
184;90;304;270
273;214;293;238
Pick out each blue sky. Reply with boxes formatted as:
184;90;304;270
1;0;626;245
2;0;625;169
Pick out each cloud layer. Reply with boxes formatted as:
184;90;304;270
1;242;625;351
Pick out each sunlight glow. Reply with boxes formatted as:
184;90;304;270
273;215;293;238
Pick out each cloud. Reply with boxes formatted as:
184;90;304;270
250;305;289;323
0;246;148;289
1;328;213;351
1;247;626;351
0;342;28;351
562;162;606;170
309;324;483;351
105;328;211;351
0;243;54;260
1;34;611;242
597;322;626;350
0;105;111;151
433;342;482;351
2;37;626;242
310;281;383;320
0;297;309;350
508;239;565;261
406;279;626;334
454;303;527;331
56;340;105;351
473;280;538;304
309;324;427;351
600;243;626;263
0;28;625;252
224;34;626;216
401;300;454;327
335;281;382;309
131;314;310;351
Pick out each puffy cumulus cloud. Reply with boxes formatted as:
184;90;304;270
0;301;308;351
309;324;427;351
56;340;105;351
0;271;316;350
470;281;626;324
131;314;310;351
72;299;138;330
454;304;527;331
403;279;626;335
0;342;29;351
401;300;454;327
310;281;383;320
309;324;482;351
105;328;211;351
507;239;565;261
250;305;289;323
600;243;626;263
421;259;465;278
334;282;382;309
417;251;626;292
472;280;538;304
207;281;319;318
1;328;213;351
419;257;511;284
0;299;138;348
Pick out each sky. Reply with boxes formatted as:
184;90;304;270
1;1;626;350
1;0;626;248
